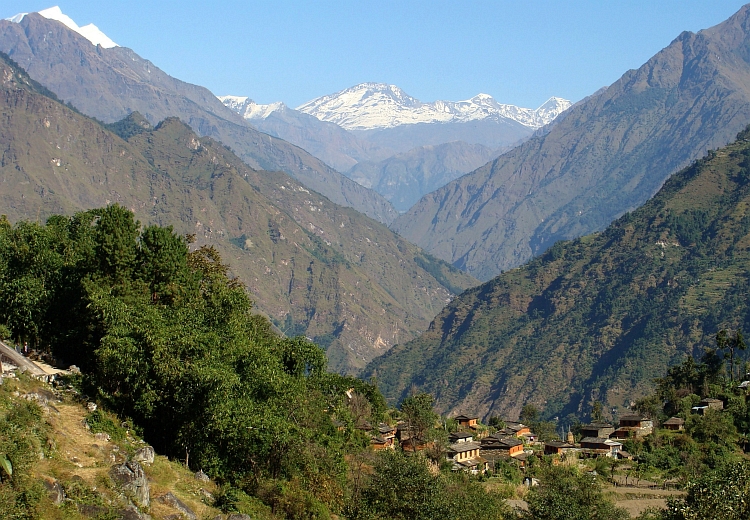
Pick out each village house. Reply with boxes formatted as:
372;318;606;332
448;431;474;444
445;442;488;474
691;398;724;415
611;414;653;439
455;415;479;430
480;435;524;457
580;422;615;439
494;421;532;439
370;436;392;451
662;417;685;431
579;437;622;458
543;441;577;456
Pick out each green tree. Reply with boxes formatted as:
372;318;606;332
400;393;438;451
658;461;750;520
521;404;540;424
522;466;628;520
94;204;139;287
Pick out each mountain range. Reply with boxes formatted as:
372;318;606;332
392;5;750;280
0;10;398;225
221;84;571;211
365;124;750;420
0;50;477;375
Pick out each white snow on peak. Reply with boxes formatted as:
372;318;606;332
5;6;118;48
296;83;572;131
218;95;287;120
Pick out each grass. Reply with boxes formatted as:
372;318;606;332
0;373;224;519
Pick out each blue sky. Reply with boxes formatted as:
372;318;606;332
4;1;749;108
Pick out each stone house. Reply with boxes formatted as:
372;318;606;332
580;422;615;438
611;414;653;439
480;435;524;457
662;417;685;431
543;441;577;456
579;437;622;458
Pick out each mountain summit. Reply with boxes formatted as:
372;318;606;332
392;4;750;280
6;6;117;48
296;83;571;131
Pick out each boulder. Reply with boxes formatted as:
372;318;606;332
194;469;210;482
42;477;65;505
95;432;111;442
227;515;252;520
156;492;197;520
109;461;150;507
132;446;155;465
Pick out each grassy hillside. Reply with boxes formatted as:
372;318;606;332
0;52;477;374
0;372;226;519
365;126;750;420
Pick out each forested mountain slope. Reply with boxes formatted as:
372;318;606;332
365;126;750;419
0;12;397;224
392;4;750;280
0;52;476;374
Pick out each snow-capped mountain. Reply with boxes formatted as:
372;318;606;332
295;83;571;131
6;6;117;48
219;96;289;120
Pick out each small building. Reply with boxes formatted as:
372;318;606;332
543;441;577;456
448;431;474;444
699;398;724;411
370;436;392;451
446;442;488;474
662;417;685;431
580;437;622;458
611;414;653;439
455;415;479;430
481;435;524;457
494;421;531;438
378;423;396;441
580;422;615;439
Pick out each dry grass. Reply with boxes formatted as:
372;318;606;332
2;374;223;519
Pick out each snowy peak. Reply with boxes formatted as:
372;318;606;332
218;95;287;120
5;6;118;48
296;83;571;131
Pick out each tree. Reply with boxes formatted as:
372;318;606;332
591;401;604;422
658;461;750;520
522;466;628;520
521;404;540;424
716;329;747;381
137;225;188;303
94;204;139;287
400;393;438;451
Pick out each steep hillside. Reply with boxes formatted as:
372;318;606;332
0;371;224;520
365;126;750;419
0;12;397;224
0;53;476;374
347;142;502;212
393;5;750;280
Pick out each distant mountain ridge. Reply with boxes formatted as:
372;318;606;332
365;125;750;420
220;85;570;211
295;83;571;131
0;9;398;225
392;4;750;280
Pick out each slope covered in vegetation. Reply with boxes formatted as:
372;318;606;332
366;126;750;420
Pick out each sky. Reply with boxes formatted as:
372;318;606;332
3;1;750;108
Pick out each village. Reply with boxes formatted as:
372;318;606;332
360;395;732;479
